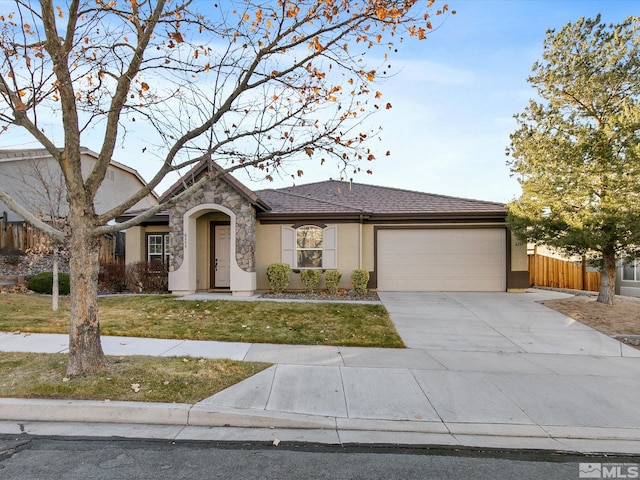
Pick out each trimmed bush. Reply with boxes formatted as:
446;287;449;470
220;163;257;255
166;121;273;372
266;263;290;294
126;261;168;293
99;262;127;293
300;269;322;293
351;269;369;295
27;271;71;295
324;270;342;295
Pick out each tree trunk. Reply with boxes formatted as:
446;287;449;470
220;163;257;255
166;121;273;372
66;219;108;376
597;248;616;305
52;251;59;312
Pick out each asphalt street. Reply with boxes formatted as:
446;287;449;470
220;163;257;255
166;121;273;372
1;436;630;480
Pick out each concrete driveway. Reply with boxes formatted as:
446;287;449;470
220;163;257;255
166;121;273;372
378;290;640;357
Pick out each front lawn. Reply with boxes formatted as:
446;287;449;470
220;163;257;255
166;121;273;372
0;351;270;403
0;294;404;348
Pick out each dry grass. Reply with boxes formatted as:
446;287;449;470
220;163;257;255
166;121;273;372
0;351;270;403
0;293;404;348
541;296;640;337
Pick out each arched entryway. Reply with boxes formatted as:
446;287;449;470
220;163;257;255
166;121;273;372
168;203;256;296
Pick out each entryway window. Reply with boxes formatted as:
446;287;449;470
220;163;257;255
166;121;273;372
281;225;337;269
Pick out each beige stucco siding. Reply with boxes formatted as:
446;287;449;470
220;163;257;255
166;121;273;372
256;222;360;291
361;224;375;272
255;223;280;290
124;225;169;264
335;223;360;286
510;232;528;272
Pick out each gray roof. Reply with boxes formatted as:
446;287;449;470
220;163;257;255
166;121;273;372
255;180;506;219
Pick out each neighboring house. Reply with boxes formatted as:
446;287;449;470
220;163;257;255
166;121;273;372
119;159;529;296
617;260;640;297
0;148;158;222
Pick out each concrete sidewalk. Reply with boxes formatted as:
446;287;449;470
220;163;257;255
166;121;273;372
1;289;640;455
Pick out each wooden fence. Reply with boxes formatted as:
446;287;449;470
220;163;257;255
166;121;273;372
0;220;121;265
528;253;601;292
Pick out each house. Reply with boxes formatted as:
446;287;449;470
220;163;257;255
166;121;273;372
119;159;529;295
0;148;157;222
617;260;640;297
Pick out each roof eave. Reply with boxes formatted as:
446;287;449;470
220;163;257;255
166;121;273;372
257;210;507;224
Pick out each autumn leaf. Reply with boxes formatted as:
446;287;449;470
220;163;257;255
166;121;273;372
170;31;184;43
375;91;382;99
140;82;149;91
297;170;304;177
304;147;314;157
385;103;392;109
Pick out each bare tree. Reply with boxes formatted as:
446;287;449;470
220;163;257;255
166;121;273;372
8;159;68;311
0;0;453;375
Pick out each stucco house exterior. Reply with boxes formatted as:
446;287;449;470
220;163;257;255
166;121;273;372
119;159;529;296
0;148;157;222
617;260;640;297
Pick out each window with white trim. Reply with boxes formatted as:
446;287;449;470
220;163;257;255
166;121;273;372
623;259;640;282
147;234;169;267
296;225;323;268
282;225;337;269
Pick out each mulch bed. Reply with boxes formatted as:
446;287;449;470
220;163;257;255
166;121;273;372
260;290;380;302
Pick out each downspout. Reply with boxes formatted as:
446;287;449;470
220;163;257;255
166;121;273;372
359;214;363;270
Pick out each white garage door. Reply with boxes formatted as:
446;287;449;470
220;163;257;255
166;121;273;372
377;228;506;291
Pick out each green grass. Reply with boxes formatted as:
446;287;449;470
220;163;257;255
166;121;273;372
0;294;404;348
0;351;270;403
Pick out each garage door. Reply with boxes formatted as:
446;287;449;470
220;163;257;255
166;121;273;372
376;228;506;291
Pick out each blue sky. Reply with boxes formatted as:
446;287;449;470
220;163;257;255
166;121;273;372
329;0;636;203
1;0;636;203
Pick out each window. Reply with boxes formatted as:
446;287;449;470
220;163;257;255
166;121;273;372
147;234;170;268
296;225;323;268
282;225;337;269
623;260;640;282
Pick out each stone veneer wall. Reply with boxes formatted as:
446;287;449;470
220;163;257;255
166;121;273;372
168;178;256;273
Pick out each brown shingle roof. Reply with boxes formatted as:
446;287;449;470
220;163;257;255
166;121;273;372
255;180;506;218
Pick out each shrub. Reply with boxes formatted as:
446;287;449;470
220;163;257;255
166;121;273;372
266;263;290;293
99;262;127;293
27;271;70;295
300;269;322;293
126;261;168;293
351;269;369;295
324;270;342;295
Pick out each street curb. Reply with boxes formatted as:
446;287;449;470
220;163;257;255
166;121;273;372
0;398;191;425
3;398;640;455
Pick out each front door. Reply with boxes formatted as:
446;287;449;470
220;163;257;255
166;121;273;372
210;224;231;288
